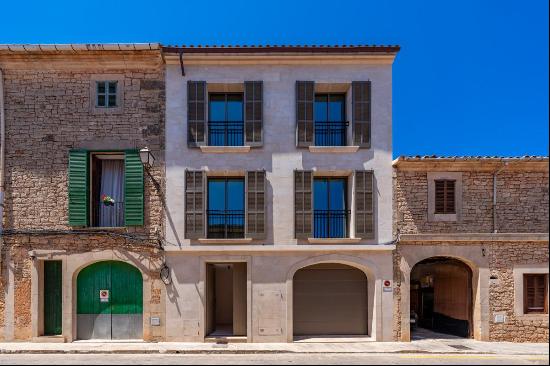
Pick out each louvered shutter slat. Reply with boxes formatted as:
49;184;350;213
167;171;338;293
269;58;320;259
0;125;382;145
246;170;266;238
188;81;206;147
68;150;89;226
185;170;205;238
296;81;314;147
355;170;374;239
245;81;263;146
352;81;371;148
124;150;144;226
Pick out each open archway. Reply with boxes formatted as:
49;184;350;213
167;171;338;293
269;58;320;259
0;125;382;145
293;263;368;337
76;260;143;340
410;257;473;339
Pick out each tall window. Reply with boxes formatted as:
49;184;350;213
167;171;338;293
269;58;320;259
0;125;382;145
434;180;456;214
314;94;346;146
209;93;244;146
207;178;245;238
96;81;118;108
91;154;125;227
313;178;348;238
524;274;548;314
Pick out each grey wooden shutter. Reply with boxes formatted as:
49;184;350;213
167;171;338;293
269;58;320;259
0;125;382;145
294;170;313;238
355;170;374;239
185;170;205;238
187;81;206;147
352;81;371;148
244;81;263;146
296;81;314;147
246;170;266;238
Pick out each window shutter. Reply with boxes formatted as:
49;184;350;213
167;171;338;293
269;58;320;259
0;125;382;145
435;180;456;214
352;81;371;148
355;170;374;239
124;150;144;226
68;150;89;226
296;81;314;147
185;170;205;239
246;170;266;238
524;274;548;314
188;81;206;147
244;81;263;146
294;170;313;238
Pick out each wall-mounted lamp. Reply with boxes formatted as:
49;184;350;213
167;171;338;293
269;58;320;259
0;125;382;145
139;146;156;169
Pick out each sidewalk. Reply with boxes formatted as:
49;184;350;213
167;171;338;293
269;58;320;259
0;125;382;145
0;338;548;355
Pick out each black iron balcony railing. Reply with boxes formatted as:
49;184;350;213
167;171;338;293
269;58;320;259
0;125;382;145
207;209;245;239
315;121;348;146
94;201;124;227
313;209;350;238
208;121;244;146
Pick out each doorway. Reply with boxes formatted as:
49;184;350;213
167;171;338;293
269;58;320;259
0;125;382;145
206;263;247;339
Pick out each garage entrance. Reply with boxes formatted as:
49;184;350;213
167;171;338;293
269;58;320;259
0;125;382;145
293;263;368;336
410;257;472;338
77;261;143;340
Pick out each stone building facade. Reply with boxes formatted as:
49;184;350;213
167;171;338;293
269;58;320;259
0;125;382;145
392;157;549;343
0;44;166;341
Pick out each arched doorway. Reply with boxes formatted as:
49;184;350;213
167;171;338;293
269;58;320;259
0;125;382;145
293;263;368;337
410;257;473;338
77;261;143;340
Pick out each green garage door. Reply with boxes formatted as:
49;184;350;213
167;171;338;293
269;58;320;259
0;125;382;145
77;261;143;340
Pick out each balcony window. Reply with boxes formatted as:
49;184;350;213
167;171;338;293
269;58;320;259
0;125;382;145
314;94;346;146
91;154;125;227
207;178;245;238
208;93;244;146
313;178;349;238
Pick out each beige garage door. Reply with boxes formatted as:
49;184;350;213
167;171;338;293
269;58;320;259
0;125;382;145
293;263;368;336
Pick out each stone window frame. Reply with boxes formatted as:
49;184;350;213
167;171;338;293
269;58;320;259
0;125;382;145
427;172;462;222
513;264;549;319
90;74;125;115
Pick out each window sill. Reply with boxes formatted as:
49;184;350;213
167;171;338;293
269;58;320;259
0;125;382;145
307;237;362;244
308;146;360;153
198;238;254;245
200;146;251;154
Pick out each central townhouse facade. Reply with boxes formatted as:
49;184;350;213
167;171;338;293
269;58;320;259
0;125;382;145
163;45;399;342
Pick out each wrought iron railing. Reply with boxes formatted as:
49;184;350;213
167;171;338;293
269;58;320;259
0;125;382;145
207;209;245;238
208;121;244;146
315;121;348;146
94;201;124;227
313;209;350;238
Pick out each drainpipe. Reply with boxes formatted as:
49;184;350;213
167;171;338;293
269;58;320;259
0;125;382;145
492;162;508;233
0;68;5;273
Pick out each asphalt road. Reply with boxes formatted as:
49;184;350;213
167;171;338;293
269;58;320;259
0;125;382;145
0;353;548;365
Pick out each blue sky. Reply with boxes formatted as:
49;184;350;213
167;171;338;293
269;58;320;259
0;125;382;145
1;0;548;157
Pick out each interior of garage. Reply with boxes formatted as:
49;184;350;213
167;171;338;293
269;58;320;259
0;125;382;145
410;257;472;338
206;263;247;338
293;263;368;337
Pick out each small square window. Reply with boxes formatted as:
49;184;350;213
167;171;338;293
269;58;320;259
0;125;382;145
96;81;118;108
524;274;548;314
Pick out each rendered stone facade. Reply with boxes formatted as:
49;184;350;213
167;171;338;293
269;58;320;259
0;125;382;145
0;46;166;341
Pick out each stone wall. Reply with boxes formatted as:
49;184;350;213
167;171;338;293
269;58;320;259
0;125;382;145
0;51;165;340
394;170;549;235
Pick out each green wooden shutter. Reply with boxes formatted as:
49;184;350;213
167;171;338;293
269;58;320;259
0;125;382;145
246;170;266;239
124;150;144;226
296;81;315;147
294;170;313;238
68;150;89;226
352;81;371;148
44;261;62;335
244;81;263;146
188;81;206;147
355;170;374;239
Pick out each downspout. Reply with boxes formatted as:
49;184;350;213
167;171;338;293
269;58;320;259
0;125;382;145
0;68;5;272
492;162;508;233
